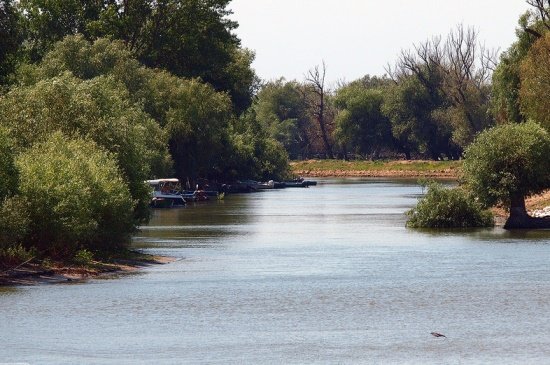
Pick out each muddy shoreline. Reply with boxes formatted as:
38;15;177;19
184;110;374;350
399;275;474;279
0;254;176;286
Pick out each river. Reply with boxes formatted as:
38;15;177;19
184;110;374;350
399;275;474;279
1;178;550;364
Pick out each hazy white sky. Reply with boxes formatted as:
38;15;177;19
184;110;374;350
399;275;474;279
229;0;530;84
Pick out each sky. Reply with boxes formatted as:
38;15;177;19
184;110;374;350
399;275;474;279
229;0;530;85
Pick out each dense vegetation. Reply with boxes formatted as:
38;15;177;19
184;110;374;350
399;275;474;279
406;182;494;229
0;0;288;266
1;0;549;266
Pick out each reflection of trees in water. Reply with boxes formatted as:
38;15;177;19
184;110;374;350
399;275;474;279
414;227;550;242
136;196;255;245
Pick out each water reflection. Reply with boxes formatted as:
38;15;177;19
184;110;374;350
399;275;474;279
2;178;550;364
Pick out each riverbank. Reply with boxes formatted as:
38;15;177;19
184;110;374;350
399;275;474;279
291;159;550;225
0;251;175;286
291;159;460;178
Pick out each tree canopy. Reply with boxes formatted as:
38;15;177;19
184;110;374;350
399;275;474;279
463;122;550;228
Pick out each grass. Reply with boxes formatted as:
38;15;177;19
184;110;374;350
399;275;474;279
291;159;461;177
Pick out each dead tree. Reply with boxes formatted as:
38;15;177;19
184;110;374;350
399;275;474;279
304;62;334;159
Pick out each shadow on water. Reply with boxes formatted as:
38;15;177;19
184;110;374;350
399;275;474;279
410;226;550;243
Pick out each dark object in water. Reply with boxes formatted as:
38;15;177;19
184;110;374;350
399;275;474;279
430;332;446;338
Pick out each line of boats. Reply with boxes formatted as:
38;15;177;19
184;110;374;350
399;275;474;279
146;178;317;208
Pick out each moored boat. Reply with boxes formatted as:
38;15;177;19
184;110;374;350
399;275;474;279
146;179;186;207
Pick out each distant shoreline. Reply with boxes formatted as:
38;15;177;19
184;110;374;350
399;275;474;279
291;159;460;179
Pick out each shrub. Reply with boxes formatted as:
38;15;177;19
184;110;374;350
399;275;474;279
407;182;494;228
0;196;30;249
73;249;94;266
16;133;135;255
0;245;36;268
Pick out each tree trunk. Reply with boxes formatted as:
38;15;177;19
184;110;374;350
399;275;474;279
504;193;550;229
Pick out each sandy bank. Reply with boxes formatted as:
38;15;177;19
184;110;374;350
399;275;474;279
0;254;176;286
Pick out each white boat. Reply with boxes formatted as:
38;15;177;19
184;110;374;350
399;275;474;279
146;178;186;207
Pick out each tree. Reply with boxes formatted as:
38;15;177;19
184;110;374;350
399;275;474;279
16;132;135;254
388;25;494;151
0;126;17;200
463;122;550;229
492;3;550;124
519;32;550;130
18;0;256;113
304;62;334;159
0;0;23;85
334;84;393;159
226;110;289;181
382;76;458;160
0;73;171;221
254;79;311;159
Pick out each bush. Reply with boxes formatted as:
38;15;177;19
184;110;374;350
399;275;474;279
0;244;36;268
0;196;30;249
73;249;94;266
407;182;494;228
16;133;135;255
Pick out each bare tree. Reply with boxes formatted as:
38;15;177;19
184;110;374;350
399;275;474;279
525;0;550;36
304;62;334;159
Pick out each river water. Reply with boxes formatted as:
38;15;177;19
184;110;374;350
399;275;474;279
2;179;550;364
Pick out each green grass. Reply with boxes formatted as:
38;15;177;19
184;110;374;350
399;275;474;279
291;159;461;173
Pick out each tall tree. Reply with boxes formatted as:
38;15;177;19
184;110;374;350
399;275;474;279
519;31;550;130
254;79;311;159
18;0;257;113
334;84;393;159
304;62;334;159
492;2;550;123
0;0;24;84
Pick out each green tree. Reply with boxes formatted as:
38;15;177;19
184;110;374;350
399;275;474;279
0;126;17;200
226;111;289;181
254;79;310;159
334;84;393;159
0;73;171;221
18;0;256;112
463;122;550;229
19;0;104;61
382;76;458;160
491;6;550;124
16;132;135;254
0;0;24;85
519;32;550;130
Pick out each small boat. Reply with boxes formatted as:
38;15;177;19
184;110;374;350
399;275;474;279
146;179;186;207
257;180;275;189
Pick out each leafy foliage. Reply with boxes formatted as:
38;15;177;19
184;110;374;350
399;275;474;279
0;0;24;85
519;32;550;130
0;126;17;200
406;182;494;228
334;84;393;158
17;0;256;112
16;133;135;254
491;10;547;124
0;73;171;221
226;111;290;181
462;122;550;208
254;79;310;159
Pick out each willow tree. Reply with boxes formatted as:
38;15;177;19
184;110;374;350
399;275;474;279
463;122;550;229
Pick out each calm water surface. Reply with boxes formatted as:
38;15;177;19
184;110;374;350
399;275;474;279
2;179;550;364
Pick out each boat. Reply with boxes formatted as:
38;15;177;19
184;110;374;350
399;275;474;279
257;180;275;189
146;179;186;207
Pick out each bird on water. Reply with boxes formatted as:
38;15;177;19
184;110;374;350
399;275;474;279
431;332;446;338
